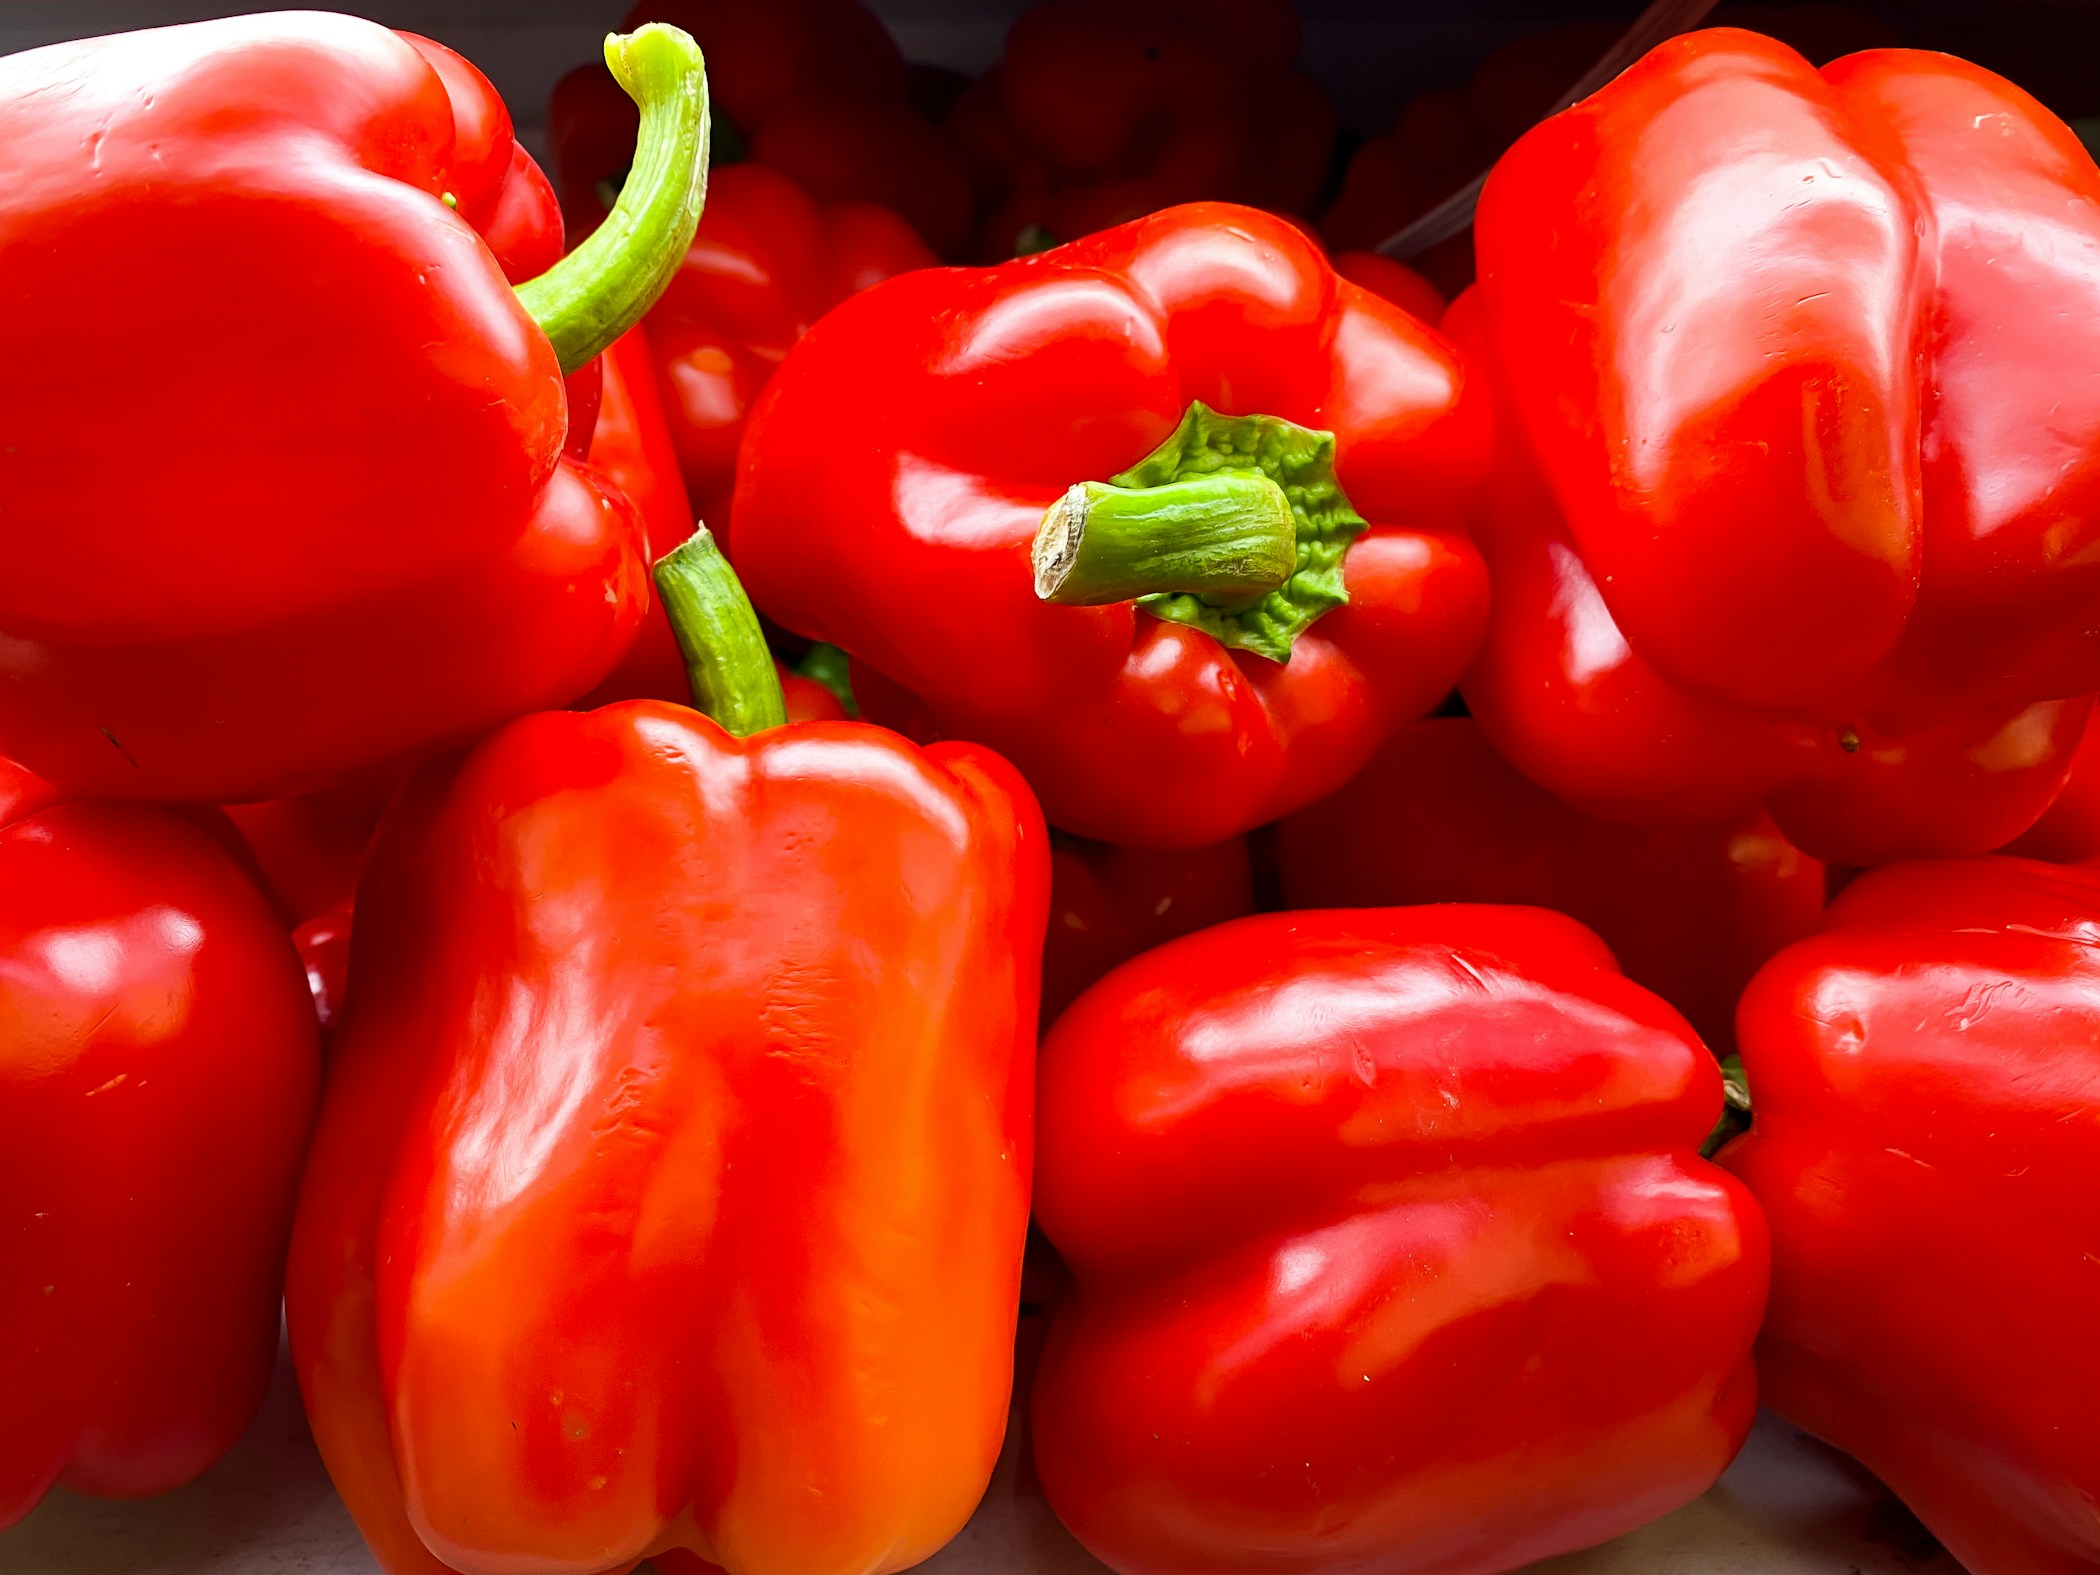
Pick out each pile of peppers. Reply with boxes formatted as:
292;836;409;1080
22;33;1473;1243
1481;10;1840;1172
8;8;2100;1575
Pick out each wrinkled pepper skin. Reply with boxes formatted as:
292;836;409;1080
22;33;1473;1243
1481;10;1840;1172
1042;834;1254;1022
552;0;969;254
949;0;1336;260
641;163;934;543
1034;908;1769;1575
1724;857;2100;1574
0;759;321;1528
1460;30;2100;864
734;204;1491;849
0;15;649;803
1279;718;1825;1051
287;701;1047;1575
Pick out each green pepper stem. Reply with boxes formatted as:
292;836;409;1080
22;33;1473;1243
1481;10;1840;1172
1032;475;1298;606
653;528;787;737
516;24;710;373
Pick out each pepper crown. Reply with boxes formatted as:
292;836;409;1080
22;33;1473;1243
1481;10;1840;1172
1032;401;1368;664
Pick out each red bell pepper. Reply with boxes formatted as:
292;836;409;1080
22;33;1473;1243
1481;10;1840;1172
1458;29;2100;864
225;771;407;927
1328;251;1446;327
551;0;970;255
0;758;321;1528
1042;833;1254;1021
1279;717;1825;1051
288;530;1047;1575
641;163;934;545
948;0;1336;260
1034;907;1769;1575
1724;856;2100;1573
295;900;356;1038
0;18;711;803
734;204;1490;848
574;325;701;706
2002;722;2100;863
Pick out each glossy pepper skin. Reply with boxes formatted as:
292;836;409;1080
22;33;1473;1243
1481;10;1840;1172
2002;722;2100;862
287;646;1048;1569
639;163;934;545
1041;833;1254;1022
0;16;713;804
551;0;969;254
1279;718;1825;1051
1459;29;2100;865
1034;907;1769;1575
0;759;321;1528
1724;857;2100;1574
575;325;703;705
733;204;1491;849
948;0;1336;260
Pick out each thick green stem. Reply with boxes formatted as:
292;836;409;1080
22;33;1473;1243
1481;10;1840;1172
653;528;787;737
516;24;710;373
1028;402;1367;665
1033;476;1297;606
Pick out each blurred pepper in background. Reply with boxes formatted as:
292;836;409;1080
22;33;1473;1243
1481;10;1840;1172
1279;718;1824;1052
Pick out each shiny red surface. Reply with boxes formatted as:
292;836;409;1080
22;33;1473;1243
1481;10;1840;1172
1042;835;1255;1022
641;163;934;546
0;771;321;1527
2002;722;2100;863
224;771;405;926
949;0;1335;260
293;901;356;1038
1329;251;1446;326
1034;907;1769;1575
734;204;1491;848
1726;857;2100;1573
1462;30;2100;863
288;701;1047;1575
576;326;703;706
1278;718;1825;1050
0;15;644;803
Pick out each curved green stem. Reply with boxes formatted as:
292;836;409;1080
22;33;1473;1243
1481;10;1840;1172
653;528;787;737
1033;476;1297;605
516;24;710;373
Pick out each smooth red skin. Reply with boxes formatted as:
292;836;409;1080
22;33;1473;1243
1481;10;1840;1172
1462;32;2100;861
1330;251;1445;326
295;900;356;1037
574;326;701;707
0;786;321;1528
1277;718;1824;1052
734;204;1492;849
1041;835;1254;1022
1723;858;2100;1574
225;770;406;925
1034;908;1769;1575
959;0;1335;259
288;702;1047;1575
0;15;643;804
635;163;934;552
2002;721;2100;862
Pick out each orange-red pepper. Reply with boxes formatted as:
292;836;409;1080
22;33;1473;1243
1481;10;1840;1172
288;531;1047;1575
